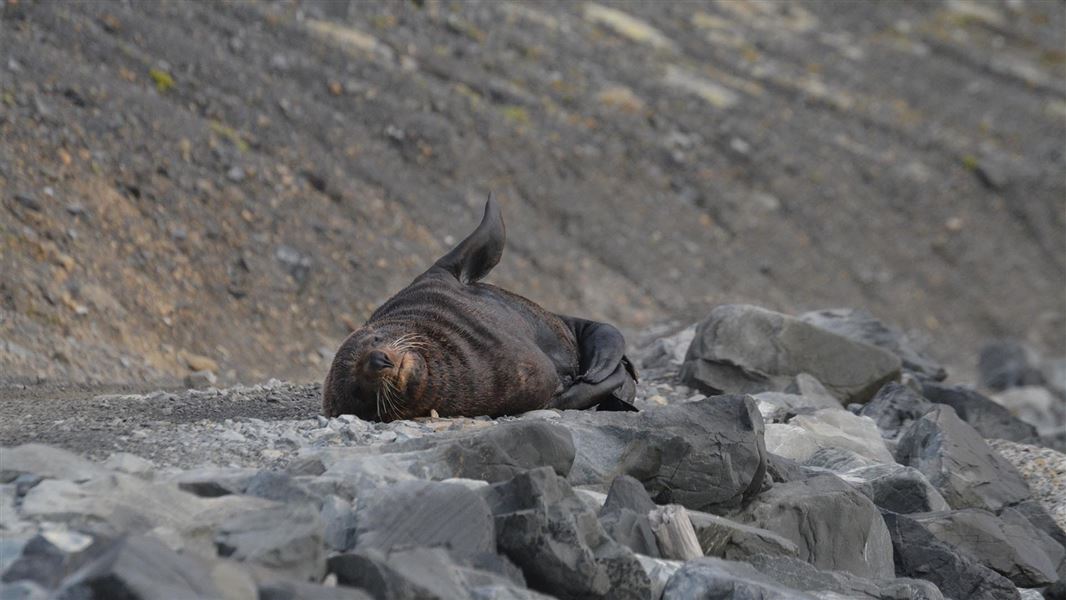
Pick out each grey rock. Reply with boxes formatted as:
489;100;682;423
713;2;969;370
754;390;840;424
53;535;243;599
748;555;944;600
100;453;154;478
599;476;660;558
258;580;372;600
354;480;494;558
0;444;109;483
799;308;946;381
321;420;575;487
802;446;879;473
2;532;102;589
1002;500;1066;550
635;555;682;600
640;325;696;370
662;557;818;600
0;581;48;600
733;473;894;579
922;382;1039;443
895;405;1031;511
860;383;933;441
687;510;800;561
979;340;1045;391
680;305;901;404
785;409;895;464
561;395;767;512
882;510;1020;600
838;463;950;514
320;495;357;553
766;453;807;484
169;467;258;497
992;386;1066;439
329;546;545;600
243;470;319;505
482;467;651;599
910;508;1064;587
215;502;325;582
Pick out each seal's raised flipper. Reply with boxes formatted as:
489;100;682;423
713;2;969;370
550;360;638;411
561;316;635;385
432;196;505;284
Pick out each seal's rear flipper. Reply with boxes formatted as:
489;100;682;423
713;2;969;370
560;316;637;385
432;196;505;284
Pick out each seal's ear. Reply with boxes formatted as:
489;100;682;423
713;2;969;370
433;195;505;284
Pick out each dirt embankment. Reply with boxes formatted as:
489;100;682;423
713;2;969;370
1;0;1063;386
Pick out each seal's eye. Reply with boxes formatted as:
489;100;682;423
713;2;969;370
366;350;393;371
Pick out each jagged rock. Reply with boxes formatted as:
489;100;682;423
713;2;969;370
859;383;933;442
895;405;1031;511
765;424;822;464
838;463;950;514
168;467;258;498
636;555;682;600
662;557;818;599
328;546;548;600
0;444;109;483
639;325;696;370
244;470;320;505
481;467;651;600
748;554;945;600
258;580;372;600
732;473;894;579
560;395;767;512
978;340;1045;391
598;475;660;558
53;535;254;600
910;508;1065;587
215;503;325;582
320;495;357;553
799;308;946;381
1;531;102;589
754;390;841;424
320;420;575;488
680;305;901;404
353;480;495;558
882;510;1020;600
20;474;272;538
922;382;1039;442
1002;501;1066;550
766;453;807;484
648;505;702;561
786;409;895;464
687;510;800;561
803;446;879;473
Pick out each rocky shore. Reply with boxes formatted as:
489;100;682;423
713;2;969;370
3;305;1064;599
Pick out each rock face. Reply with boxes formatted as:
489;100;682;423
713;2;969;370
895;405;1031;511
481;467;651;600
560;394;767;512
687;511;800;562
799;308;946;381
662;557;819;600
882;511;1021;600
860;382;934;442
779;409;895;464
732;473;895;580
680;305;901;404
748;554;947;600
838;463;950;514
598;475;661;558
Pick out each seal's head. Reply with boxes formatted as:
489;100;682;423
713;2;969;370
322;326;430;421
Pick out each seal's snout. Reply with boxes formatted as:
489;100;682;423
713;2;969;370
366;350;393;372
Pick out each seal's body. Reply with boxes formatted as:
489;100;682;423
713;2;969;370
323;198;636;421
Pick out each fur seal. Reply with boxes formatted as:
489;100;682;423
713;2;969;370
322;197;637;421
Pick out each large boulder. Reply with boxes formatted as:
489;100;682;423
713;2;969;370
882;510;1020;600
859;382;934;442
662;557;818;600
799;308;946;381
319;420;576;488
895;405;1031;511
780;409;895;464
352;480;495;559
214;503;325;582
732;473;894;580
837;463;950;514
0;444;110;483
481;467;651;600
598;475;660;558
909;509;1065;587
680;305;901;404
922;382;1039;443
748;555;946;600
559;395;767;513
687;510;800;561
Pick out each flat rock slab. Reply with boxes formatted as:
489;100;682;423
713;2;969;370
680;305;901;404
687;510;800;561
662;557;819;600
748;554;945;600
732;473;895;580
896;405;1031;512
559;394;767;513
